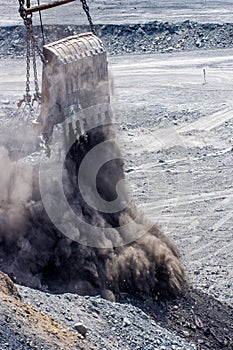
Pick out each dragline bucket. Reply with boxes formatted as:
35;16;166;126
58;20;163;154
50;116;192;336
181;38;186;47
33;32;111;143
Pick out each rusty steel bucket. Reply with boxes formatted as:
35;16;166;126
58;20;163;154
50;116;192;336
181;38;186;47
33;32;111;144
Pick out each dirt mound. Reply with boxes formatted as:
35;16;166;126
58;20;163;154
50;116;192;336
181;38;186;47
0;271;21;300
124;288;233;350
1;21;233;58
0;271;96;350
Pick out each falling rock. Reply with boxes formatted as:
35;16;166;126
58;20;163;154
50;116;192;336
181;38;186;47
73;323;88;337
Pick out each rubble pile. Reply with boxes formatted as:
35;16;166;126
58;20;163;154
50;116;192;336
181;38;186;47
0;20;233;58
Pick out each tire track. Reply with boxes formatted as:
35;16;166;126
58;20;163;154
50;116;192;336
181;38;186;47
179;106;233;132
142;189;233;210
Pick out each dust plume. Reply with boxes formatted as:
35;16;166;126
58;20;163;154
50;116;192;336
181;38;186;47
0;122;186;300
0;33;186;300
0;146;32;245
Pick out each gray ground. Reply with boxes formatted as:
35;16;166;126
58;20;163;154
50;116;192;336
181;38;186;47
2;0;233;26
1;51;232;306
0;48;232;350
110;49;233;305
0;1;232;349
16;285;196;350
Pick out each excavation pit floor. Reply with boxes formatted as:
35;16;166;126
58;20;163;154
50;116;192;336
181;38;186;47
0;48;232;349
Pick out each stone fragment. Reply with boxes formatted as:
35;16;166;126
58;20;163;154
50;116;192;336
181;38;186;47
73;323;88;337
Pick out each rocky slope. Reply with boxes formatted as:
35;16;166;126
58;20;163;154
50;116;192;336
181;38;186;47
0;272;96;350
0;21;233;58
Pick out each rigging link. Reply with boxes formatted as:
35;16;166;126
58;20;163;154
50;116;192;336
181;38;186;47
80;0;95;34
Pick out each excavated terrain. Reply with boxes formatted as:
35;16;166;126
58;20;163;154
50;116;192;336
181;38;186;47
0;1;232;350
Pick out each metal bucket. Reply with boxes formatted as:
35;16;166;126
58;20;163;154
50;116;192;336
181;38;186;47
33;32;111;143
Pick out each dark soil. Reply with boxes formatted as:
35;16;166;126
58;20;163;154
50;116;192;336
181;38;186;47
121;288;233;350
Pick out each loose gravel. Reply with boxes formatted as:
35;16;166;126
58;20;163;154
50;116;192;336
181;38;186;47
0;21;233;58
17;285;196;350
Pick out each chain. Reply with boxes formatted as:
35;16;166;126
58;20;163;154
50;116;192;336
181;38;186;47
18;0;46;111
29;25;46;63
79;0;95;34
37;0;45;46
20;16;32;107
18;0;27;20
31;27;41;104
17;0;95;113
28;19;46;105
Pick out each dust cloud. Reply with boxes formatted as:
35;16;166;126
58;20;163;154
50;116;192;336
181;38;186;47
0;33;186;299
0;146;32;245
0;123;186;300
